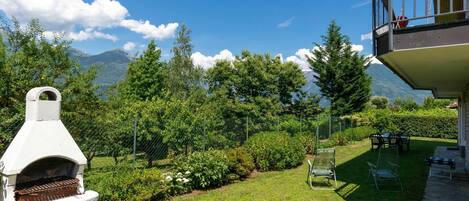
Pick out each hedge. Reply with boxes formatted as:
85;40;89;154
389;114;457;139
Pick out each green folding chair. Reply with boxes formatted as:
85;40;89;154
307;148;337;189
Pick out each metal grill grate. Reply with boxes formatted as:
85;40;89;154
15;176;79;201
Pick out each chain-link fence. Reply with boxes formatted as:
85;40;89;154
0;113;357;173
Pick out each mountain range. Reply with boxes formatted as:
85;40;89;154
71;49;432;103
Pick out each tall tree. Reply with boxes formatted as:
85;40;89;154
120;40;166;100
307;21;371;116
167;25;202;97
115;41;169;167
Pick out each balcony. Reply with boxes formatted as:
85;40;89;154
373;0;469;98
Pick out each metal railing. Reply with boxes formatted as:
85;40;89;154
372;0;469;54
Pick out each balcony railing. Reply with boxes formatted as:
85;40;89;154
372;0;469;55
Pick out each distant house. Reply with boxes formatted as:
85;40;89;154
372;0;469;169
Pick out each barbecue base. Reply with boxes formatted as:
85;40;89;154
55;191;99;201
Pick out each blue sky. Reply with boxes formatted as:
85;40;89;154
0;0;374;67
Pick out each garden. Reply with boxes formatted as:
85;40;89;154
0;18;459;201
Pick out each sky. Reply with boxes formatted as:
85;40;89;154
0;0;377;70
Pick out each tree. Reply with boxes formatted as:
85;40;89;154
206;51;306;141
0;18;105;157
307;21;371;116
370;96;389;109
423;97;453;109
167;25;202;97
391;97;419;111
115;41;169;167
120;40;166;100
62;67;104;169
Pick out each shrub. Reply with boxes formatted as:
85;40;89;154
329;126;376;146
294;132;315;154
162;171;192;196
86;168;168;201
225;147;255;179
390;114;457;138
372;111;398;133
370;96;389;109
245;132;305;171
175;150;229;189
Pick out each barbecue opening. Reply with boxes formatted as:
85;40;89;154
15;157;80;201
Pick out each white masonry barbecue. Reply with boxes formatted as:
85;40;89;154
0;87;98;201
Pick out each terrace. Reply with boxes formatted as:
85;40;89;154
372;0;469;97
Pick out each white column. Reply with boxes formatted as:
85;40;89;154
464;86;469;169
459;97;466;147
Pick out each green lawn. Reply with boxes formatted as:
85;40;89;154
174;137;456;201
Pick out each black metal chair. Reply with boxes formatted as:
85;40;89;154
369;134;383;151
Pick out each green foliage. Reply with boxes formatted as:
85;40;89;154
119;40;166;101
162;171;192;196
244;132;305;171
293;132;315;154
390;114;457;138
162;97;222;155
354;108;457;138
369;96;389;109
0;19;104;163
329;126;376;146
206;51;306;141
307;21;371;116
167;25;203;98
289;92;323;118
371;110;398;133
423;97;453;109
225;147;255;179
391;97;419;111
175;150;230;189
86;168;168;201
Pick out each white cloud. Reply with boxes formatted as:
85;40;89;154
0;0;178;41
0;0;128;30
66;29;118;42
191;49;236;69
120;20;178;40
351;0;372;8
351;44;364;53
123;42;136;51
277;17;295;28
286;44;365;72
286;48;314;72
361;32;372;41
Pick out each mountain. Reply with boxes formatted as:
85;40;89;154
71;49;432;102
303;64;432;103
70;49;131;89
366;64;431;103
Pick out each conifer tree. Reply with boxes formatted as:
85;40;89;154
307;21;371;116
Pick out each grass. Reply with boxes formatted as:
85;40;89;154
173;137;456;201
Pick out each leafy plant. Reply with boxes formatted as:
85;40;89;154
245;132;305;171
294;132;315;154
86;168;168;201
162;171;192;196
329;126;376;146
225;147;255;179
174;150;230;189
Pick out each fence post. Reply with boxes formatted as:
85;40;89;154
133;117;138;166
315;125;320;155
246;116;249;142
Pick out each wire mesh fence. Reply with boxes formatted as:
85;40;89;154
0;114;357;173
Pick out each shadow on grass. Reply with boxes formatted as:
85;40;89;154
334;138;455;201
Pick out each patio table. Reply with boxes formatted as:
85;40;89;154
378;133;409;152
